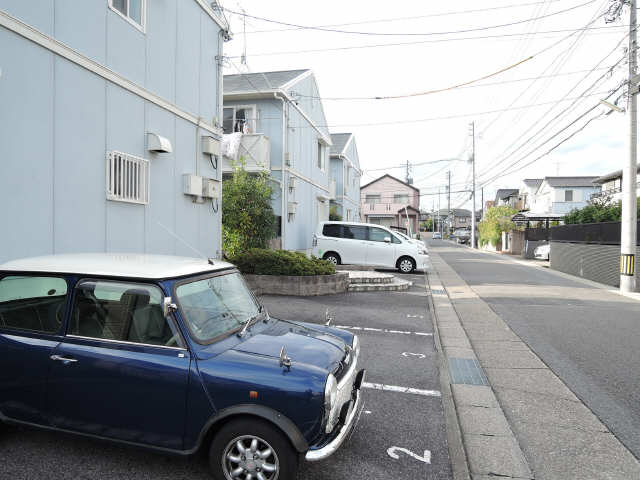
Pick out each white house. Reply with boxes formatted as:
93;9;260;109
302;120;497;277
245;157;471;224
531;177;601;215
592;166;640;202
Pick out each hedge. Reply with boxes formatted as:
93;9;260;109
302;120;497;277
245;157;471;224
230;249;336;276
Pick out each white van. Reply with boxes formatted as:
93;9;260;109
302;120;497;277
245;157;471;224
312;221;427;273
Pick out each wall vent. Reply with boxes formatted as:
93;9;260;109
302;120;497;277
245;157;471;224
106;151;150;205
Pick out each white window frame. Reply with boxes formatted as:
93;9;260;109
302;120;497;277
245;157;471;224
317;141;326;172
108;0;147;33
223;105;257;134
564;189;574;202
106;151;150;205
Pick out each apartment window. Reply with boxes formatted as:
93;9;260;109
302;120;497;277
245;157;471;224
365;194;381;205
564;190;573;201
109;0;145;31
106;151;150;205
317;142;325;171
394;193;409;204
222;106;256;134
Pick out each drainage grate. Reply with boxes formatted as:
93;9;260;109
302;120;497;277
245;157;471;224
448;357;489;386
430;288;446;295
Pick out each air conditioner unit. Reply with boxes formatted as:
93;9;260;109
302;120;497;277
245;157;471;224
201;136;221;156
202;178;221;199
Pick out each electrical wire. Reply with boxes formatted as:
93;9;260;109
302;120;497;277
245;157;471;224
225;25;626;59
240;0;570;34
222;1;596;37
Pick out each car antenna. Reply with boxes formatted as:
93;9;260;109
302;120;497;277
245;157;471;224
156;221;207;259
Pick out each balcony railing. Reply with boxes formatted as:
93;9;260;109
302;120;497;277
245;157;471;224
591;187;621;199
222;133;270;173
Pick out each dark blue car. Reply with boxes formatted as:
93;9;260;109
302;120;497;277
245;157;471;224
0;254;365;480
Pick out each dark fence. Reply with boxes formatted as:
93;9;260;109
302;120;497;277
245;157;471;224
550;221;640;245
525;227;550;241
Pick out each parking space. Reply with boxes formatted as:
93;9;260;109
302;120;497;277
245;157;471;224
262;273;452;480
0;271;451;480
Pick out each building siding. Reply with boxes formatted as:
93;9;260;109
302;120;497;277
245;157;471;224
0;1;225;263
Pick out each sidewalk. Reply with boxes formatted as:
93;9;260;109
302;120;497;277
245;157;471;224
426;247;640;480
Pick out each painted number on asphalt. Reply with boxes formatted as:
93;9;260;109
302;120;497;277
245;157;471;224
407;314;424;318
387;447;432;464
402;352;426;359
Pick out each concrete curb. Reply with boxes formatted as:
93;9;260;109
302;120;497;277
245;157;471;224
424;266;471;480
425;256;533;480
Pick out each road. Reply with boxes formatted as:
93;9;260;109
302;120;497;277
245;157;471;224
430;240;640;461
0;270;452;480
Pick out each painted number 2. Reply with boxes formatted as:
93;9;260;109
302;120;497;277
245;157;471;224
387;446;431;464
402;352;426;359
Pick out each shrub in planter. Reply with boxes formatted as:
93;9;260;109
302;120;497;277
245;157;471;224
230;249;336;276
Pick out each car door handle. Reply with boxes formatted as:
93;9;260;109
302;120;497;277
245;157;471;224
50;355;78;363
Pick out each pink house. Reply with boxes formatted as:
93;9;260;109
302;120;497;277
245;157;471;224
360;174;420;235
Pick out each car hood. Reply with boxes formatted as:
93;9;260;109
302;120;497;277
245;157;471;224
232;319;347;373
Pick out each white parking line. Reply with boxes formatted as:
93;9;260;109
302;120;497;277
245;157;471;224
335;325;433;336
362;382;441;397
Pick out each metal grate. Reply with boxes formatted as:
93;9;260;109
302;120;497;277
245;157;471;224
448;357;489;386
106;151;150;205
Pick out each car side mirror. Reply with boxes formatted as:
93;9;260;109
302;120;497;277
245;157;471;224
384;236;391;243
162;297;178;317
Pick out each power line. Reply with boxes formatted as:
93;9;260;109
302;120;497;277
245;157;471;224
240;0;570;34
223;1;596;37
225;25;626;59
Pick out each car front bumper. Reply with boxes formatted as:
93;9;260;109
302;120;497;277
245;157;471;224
305;370;365;462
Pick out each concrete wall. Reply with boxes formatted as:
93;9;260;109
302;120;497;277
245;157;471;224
550;242;640;287
0;1;225;263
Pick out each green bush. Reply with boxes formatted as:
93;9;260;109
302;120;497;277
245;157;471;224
478;205;518;246
563;197;640;224
222;226;244;259
230;249;336;276
329;205;342;221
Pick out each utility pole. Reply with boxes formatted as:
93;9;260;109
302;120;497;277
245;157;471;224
405;160;411;184
447;170;451;235
621;0;638;292
437;187;441;233
471;121;477;249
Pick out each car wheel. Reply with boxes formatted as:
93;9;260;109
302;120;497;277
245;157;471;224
397;257;415;274
209;418;298;480
323;252;340;265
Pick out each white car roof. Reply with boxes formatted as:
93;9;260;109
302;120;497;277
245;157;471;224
0;253;234;279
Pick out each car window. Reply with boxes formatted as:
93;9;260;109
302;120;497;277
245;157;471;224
176;272;260;343
342;225;367;240
368;227;391;242
322;224;342;238
69;280;182;348
391;234;402;244
0;275;68;334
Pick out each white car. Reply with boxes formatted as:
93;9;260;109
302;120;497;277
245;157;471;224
432;232;442;240
313;221;427;273
394;230;426;249
534;243;550;260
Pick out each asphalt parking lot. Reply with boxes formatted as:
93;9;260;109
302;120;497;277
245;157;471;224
0;270;452;480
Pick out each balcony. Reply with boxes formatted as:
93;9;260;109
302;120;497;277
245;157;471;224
222;133;270;174
362;203;402;216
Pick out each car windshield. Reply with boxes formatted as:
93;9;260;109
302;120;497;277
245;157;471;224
176;272;260;343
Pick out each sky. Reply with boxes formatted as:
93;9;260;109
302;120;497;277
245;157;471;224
220;0;631;212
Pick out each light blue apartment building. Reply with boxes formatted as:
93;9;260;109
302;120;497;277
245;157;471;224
0;0;229;263
223;69;334;253
329;133;362;222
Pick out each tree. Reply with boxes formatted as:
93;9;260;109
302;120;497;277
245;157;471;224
329;205;342;221
222;161;276;257
421;219;433;231
563;195;639;224
478;205;518;246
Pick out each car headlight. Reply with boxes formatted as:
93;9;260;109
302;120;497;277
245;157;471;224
325;374;337;412
352;335;360;359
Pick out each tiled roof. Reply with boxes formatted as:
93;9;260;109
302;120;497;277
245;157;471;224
330;133;352;156
495;188;519;200
224;69;309;94
522;178;543;189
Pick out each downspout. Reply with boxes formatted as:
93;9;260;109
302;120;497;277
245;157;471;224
216;29;225;259
275;92;287;247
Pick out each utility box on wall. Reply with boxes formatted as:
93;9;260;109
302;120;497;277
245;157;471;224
203;178;221;199
183;174;203;197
